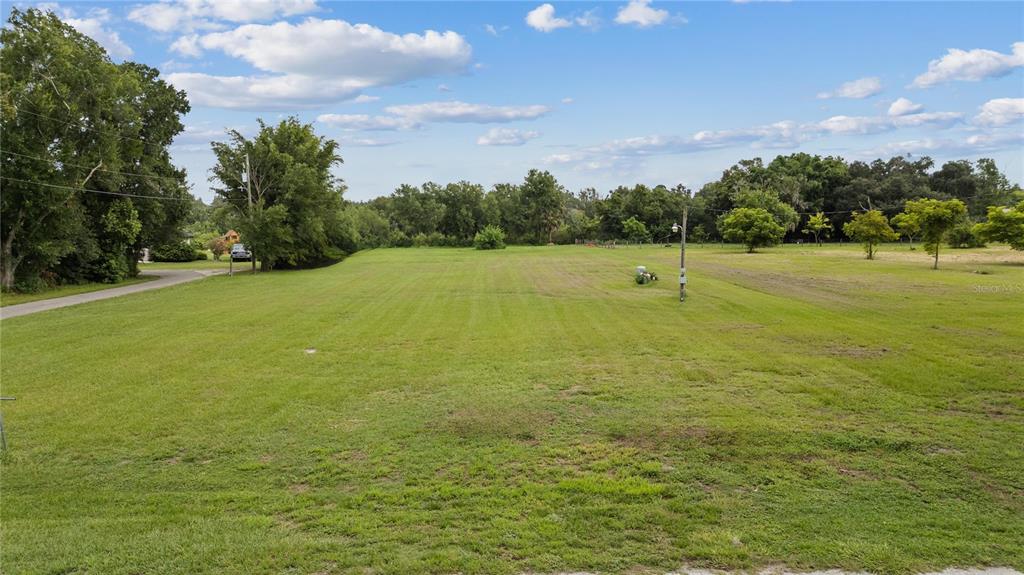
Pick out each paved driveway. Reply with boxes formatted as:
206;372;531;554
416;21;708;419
0;269;223;320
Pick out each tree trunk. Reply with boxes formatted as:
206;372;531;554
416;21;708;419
867;243;874;259
933;247;939;270
0;257;14;291
1;238;19;291
1;209;24;291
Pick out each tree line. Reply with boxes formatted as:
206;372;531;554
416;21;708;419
334;153;1021;254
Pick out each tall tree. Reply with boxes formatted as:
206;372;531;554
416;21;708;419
210;117;346;270
0;8;190;290
520;169;564;244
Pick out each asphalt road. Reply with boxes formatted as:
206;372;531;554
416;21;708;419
0;269;223;320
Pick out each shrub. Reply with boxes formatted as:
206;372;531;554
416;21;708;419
973;202;1024;250
473;225;506;250
206;237;228;260
426;232;445;246
412;232;429;247
388;230;412;248
947;222;985;248
151;241;204;262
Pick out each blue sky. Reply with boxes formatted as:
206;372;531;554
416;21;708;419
11;1;1024;202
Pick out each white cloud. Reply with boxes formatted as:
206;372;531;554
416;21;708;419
484;24;509;36
353;95;380;104
912;42;1024;88
526;4;572;32
575;9;602;29
973;97;1024;126
318;101;550;131
859;131;1024;158
196;19;470;80
546;109;964;171
160;59;192;72
174;124;229;144
438;84;453;92
127;0;319;33
169;74;368;110
814;111;961;135
169;34;202;57
477;128;541;146
340;136;398;147
316;114;419;131
888;97;924;116
561;97;575;104
382;101;551;123
615;0;670;27
55;7;133;59
166;18;472;109
816;76;883;99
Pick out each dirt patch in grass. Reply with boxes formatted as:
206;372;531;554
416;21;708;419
435;406;556;441
700;263;859;308
824;344;890;359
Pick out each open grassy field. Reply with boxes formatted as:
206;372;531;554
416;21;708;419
1;244;1022;574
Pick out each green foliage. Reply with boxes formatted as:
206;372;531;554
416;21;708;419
947;222;985;249
689;224;710;245
93;199;143;282
520;169;565;244
597;183;690;241
843;210;898;260
903;198;967;269
0;8;191;290
235;203;293;267
621;216;650;243
720;207;785;252
211;117;345;270
204;236;228;260
973;201;1024;250
150;241;205;262
734;188;800;231
473;225;507;250
890;212;921;247
801;212;832;245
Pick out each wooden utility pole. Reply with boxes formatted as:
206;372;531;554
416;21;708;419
679;206;688;302
245;153;256;274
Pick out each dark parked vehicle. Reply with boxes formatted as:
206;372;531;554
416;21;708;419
230;243;251;262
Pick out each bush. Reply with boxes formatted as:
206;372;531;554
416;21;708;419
206;237;228;260
473;225;506;250
388;230;412;247
150;241;205;262
948;222;985;249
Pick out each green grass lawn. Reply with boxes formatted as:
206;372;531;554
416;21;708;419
139;258;235;271
1;244;1021;574
0;275;156;307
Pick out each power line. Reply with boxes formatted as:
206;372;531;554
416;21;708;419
1;149;186;187
9;107;161;147
0;175;195;202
